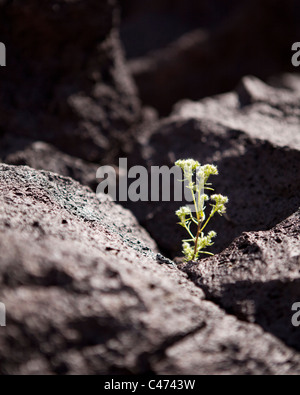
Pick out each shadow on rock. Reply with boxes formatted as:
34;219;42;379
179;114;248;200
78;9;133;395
208;278;300;352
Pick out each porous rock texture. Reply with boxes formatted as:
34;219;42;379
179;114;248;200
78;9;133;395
1;164;300;375
127;76;300;258
126;0;300;114
0;0;141;163
0;140;99;191
180;210;300;352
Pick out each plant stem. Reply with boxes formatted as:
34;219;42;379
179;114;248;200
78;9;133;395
200;209;216;233
184;223;195;240
192;219;201;261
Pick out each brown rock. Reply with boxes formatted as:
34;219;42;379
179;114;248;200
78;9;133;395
180;209;300;352
121;0;243;59
0;0;141;163
0;164;299;374
128;0;300;114
0;140;99;191
126;76;300;258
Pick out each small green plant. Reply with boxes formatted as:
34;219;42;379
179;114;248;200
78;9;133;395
175;159;228;261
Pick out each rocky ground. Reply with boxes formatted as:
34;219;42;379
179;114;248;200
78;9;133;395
125;76;300;258
0;164;299;375
122;0;300;114
0;0;299;375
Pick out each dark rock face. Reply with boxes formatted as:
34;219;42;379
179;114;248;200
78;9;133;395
126;76;300;258
180;210;300;352
0;0;299;375
0;164;299;375
0;140;99;191
0;0;141;163
120;0;243;59
126;0;300;114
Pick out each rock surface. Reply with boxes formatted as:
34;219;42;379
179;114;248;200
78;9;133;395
0;0;141;163
127;0;300;114
0;164;299;375
0;0;299;377
120;0;243;59
0;140;99;191
180;209;300;352
127;76;300;258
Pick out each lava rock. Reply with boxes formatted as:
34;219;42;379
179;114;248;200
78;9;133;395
0;0;141;163
180;209;300;352
127;0;300;114
0;164;299;374
121;0;243;59
126;76;300;258
0;140;99;191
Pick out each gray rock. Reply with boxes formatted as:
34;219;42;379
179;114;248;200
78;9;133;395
0;0;141;163
175;76;300;150
155;309;300;375
127;76;300;258
121;0;242;59
1;141;99;191
127;0;300;114
0;164;299;374
180;209;300;352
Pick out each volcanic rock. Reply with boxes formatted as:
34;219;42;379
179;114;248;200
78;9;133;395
127;0;300;114
0;164;299;374
0;0;141;163
180;209;300;352
126;76;300;258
